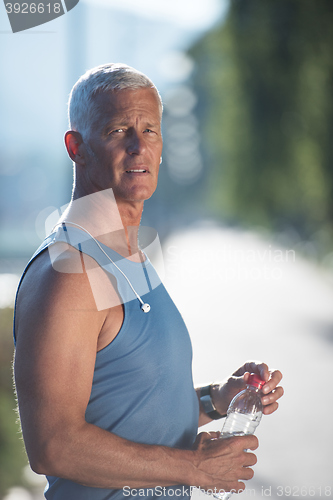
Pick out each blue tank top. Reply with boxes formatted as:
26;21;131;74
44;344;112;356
14;225;199;500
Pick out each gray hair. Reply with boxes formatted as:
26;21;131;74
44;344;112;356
68;63;163;140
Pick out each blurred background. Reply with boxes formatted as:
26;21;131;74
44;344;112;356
1;0;333;498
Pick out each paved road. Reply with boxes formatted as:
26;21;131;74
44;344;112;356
159;223;333;500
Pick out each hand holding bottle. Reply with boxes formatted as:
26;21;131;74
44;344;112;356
192;431;258;495
209;361;283;419
195;361;283;496
199;374;264;500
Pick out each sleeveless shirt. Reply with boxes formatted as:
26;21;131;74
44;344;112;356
14;225;199;500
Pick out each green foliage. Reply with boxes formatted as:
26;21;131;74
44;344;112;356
190;0;333;251
0;308;27;497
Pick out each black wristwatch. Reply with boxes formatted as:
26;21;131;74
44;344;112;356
199;385;225;420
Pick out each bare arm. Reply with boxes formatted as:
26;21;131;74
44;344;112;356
14;251;258;492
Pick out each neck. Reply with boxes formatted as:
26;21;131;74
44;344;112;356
59;188;144;258
114;197;143;257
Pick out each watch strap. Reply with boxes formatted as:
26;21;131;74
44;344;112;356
199;385;225;420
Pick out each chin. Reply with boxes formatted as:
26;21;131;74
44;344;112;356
128;185;157;202
115;189;156;204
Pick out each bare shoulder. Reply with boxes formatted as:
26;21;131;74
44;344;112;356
17;243;100;309
15;243;109;345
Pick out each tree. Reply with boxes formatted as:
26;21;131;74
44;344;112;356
190;0;333;253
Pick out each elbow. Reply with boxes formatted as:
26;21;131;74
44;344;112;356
27;438;67;478
29;458;48;476
21;420;84;479
28;449;57;477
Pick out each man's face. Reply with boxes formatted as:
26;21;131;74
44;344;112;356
81;87;163;206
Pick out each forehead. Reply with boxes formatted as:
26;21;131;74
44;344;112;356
92;87;162;125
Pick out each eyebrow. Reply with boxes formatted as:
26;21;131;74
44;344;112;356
144;122;160;129
104;120;160;132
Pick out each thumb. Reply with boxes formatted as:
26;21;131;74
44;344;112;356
193;431;221;449
207;431;221;440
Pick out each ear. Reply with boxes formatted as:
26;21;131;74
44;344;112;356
64;131;85;165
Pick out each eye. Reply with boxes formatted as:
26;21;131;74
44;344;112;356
107;127;126;135
144;129;155;133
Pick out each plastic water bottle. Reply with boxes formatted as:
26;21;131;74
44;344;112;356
213;373;265;500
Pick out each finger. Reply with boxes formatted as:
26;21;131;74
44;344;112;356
231;434;259;451
254;362;270;382
246;435;259;451
262;401;279;415
243;451;257;467
233;360;266;378
193;430;224;450
208;431;221;440
235;482;246;494
262;385;284;405
193;431;212;448
239;466;255;481
262;369;283;394
219;481;246;494
210;431;221;438
235;361;272;384
220;465;254;484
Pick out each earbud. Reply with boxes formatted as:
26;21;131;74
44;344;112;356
141;303;151;313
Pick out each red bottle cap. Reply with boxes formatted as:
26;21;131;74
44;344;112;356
247;373;265;389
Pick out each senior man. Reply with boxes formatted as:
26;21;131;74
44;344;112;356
13;63;283;500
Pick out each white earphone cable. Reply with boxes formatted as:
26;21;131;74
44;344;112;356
51;221;151;313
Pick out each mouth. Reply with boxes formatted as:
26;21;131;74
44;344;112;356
125;168;149;174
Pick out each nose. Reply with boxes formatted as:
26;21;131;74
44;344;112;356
126;130;145;155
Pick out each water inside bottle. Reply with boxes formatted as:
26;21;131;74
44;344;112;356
222;411;262;436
